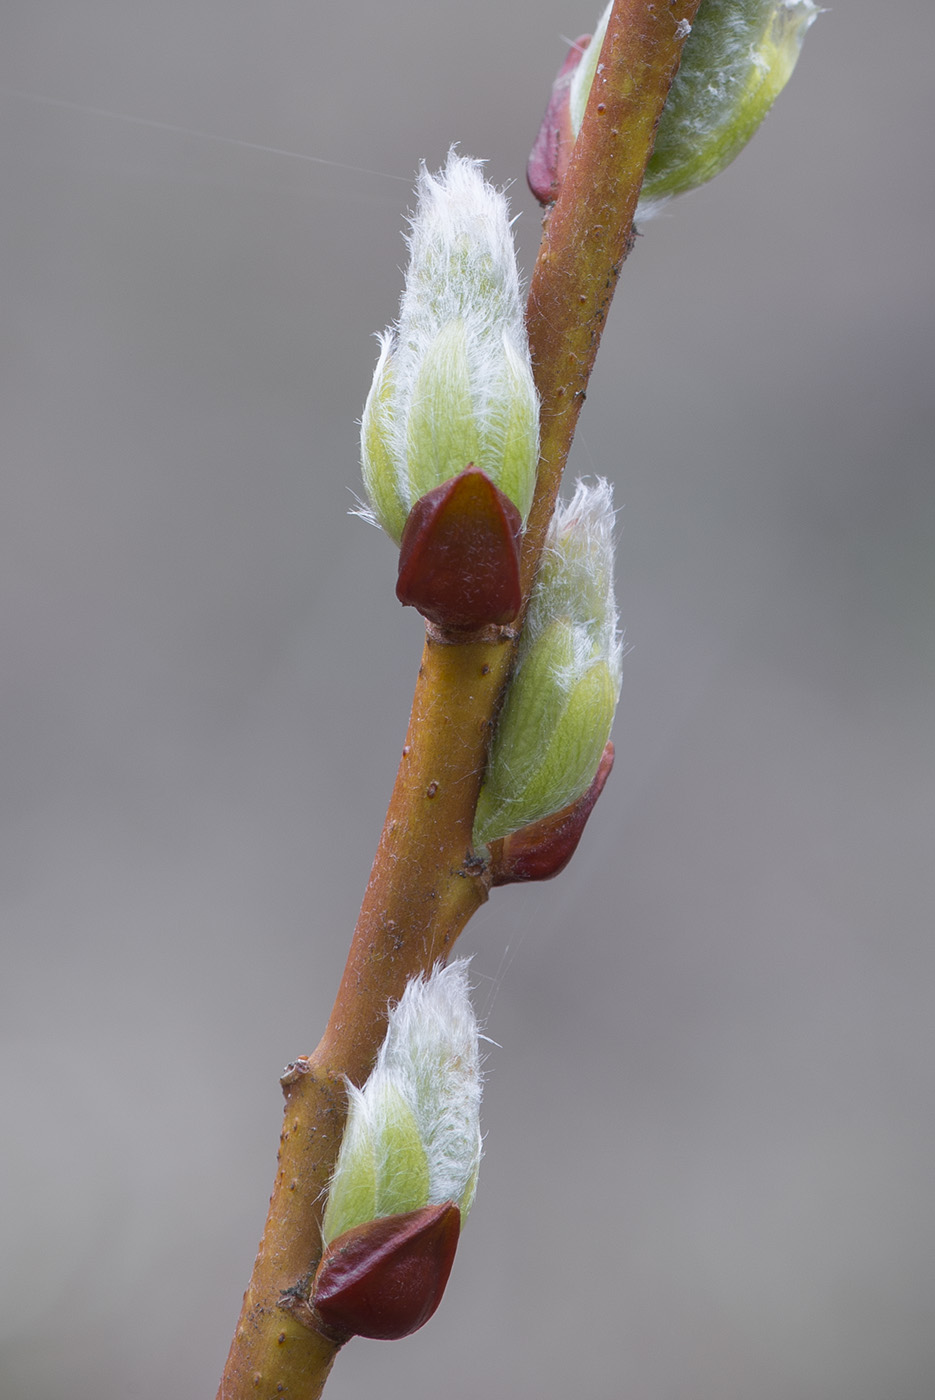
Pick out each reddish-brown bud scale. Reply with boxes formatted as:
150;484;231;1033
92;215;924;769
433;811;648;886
527;36;592;205
489;742;614;885
310;1202;461;1342
396;466;523;631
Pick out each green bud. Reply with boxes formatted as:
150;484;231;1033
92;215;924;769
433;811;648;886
322;961;482;1248
569;0;819;217
474;479;622;847
360;152;539;543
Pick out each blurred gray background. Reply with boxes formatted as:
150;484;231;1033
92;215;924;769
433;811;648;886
2;3;933;1397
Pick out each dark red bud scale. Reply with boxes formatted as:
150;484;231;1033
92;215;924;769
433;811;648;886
396;466;522;632
527;35;592;205
490;742;614;885
310;1201;461;1342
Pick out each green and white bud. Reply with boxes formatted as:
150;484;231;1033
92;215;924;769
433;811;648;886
568;0;819;218
322;961;482;1248
474;478;623;847
361;152;539;543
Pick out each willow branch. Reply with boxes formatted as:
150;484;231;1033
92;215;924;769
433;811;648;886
521;0;702;593
217;4;699;1397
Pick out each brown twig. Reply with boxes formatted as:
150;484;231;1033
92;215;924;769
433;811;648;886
217;4;699;1396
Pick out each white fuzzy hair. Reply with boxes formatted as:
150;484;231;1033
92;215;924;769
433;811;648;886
368;150;538;518
401;151;524;347
471;477;623;846
347;959;483;1214
530;476;623;694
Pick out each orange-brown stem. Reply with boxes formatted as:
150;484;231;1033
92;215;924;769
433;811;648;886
521;0;701;596
217;5;699;1396
217;632;512;1399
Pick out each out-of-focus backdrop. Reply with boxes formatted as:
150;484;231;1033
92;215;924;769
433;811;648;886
3;3;933;1397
